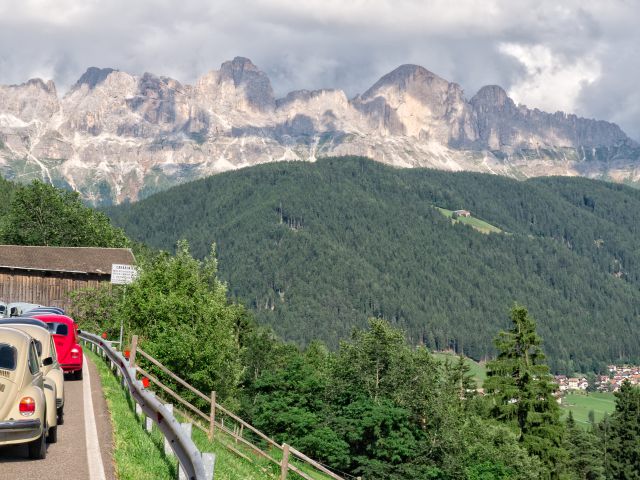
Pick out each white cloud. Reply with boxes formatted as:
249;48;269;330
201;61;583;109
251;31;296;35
498;43;601;114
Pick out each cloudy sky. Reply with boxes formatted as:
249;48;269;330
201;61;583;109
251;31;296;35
1;0;638;138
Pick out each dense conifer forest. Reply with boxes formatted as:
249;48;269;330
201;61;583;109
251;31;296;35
105;157;640;373
3;174;639;478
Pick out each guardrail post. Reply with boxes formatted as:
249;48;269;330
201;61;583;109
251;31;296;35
178;423;193;480
202;453;216;480
164;404;174;456
208;391;216;440
130;335;138;370
145;415;153;432
280;443;290;480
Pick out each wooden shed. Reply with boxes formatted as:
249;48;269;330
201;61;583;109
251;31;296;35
0;245;135;310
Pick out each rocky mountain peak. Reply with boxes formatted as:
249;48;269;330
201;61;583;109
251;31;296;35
356;64;473;142
470;85;517;123
23;78;57;95
362;64;450;100
219;57;260;85
0;78;59;123
275;89;346;109
215;56;275;112
73;67;116;90
471;85;511;107
1;59;639;205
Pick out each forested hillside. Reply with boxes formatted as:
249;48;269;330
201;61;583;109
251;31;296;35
106;157;640;373
0;175;16;216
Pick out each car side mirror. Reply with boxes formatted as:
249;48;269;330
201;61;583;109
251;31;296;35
42;357;53;367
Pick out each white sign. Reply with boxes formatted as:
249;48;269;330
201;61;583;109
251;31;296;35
111;264;138;285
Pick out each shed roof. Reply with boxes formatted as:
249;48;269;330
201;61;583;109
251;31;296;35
0;245;135;275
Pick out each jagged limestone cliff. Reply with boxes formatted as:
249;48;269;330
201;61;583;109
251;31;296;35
1;57;638;204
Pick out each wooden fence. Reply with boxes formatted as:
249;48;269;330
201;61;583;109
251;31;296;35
127;336;352;480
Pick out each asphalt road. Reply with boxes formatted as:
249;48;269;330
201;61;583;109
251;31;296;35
0;356;115;480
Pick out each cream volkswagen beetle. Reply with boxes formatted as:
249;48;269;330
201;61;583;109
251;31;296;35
0;326;50;459
0;318;64;433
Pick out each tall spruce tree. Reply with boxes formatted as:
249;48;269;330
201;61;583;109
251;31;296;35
484;305;566;477
606;380;640;479
564;412;605;479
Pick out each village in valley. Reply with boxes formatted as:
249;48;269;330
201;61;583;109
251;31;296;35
555;364;640;394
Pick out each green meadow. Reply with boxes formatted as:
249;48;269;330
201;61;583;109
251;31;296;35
560;392;616;427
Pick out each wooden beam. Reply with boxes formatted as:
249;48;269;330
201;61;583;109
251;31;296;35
136;347;210;402
280;444;290;480
289;446;345;480
136;366;209;422
129;335;138;370
208;391;216;440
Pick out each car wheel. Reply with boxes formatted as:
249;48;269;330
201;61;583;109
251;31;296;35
28;430;47;459
75;369;83;381
47;424;58;444
57;406;64;425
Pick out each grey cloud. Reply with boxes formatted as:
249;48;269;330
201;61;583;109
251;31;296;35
0;0;638;139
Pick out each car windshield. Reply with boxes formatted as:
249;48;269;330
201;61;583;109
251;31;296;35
0;343;17;370
47;323;69;336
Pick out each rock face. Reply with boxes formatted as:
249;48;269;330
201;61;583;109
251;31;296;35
1;57;639;204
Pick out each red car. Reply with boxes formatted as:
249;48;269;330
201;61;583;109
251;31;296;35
30;315;83;380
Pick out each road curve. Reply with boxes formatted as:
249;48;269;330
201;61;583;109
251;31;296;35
0;356;116;480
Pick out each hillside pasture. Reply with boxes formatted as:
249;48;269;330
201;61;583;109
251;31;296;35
432;351;487;387
560;392;615;427
435;207;502;234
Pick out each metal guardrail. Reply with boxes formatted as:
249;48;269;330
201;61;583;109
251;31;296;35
79;331;214;480
130;341;349;480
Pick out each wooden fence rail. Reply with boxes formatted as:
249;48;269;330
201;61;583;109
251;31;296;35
128;339;348;480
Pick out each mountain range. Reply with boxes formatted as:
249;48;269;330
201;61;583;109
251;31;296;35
1;57;639;204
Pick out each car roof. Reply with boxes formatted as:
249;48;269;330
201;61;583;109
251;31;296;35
7;302;42;310
0;326;33;347
0;320;51;345
25;307;65;315
0;318;50;331
29;313;76;325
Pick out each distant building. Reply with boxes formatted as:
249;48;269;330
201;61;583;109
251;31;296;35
555;375;568;391
453;210;471;217
0;245;135;310
600;364;640;391
555;375;589;392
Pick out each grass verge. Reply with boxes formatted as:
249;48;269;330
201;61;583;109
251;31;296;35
89;347;326;479
87;348;177;480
